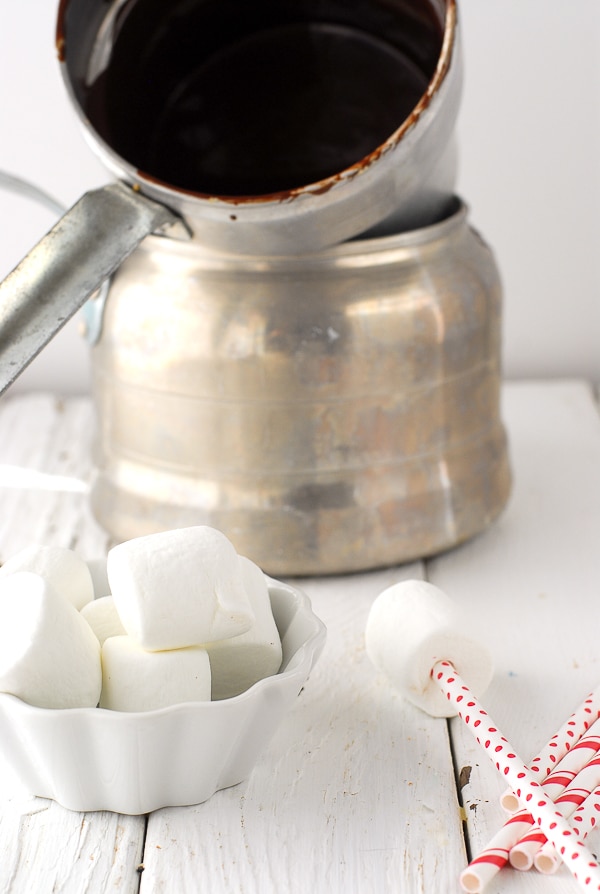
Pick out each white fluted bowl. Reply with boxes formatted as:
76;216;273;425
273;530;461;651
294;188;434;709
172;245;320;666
0;578;326;815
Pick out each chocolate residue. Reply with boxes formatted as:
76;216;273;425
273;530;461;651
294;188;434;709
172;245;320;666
55;0;70;60
73;0;444;199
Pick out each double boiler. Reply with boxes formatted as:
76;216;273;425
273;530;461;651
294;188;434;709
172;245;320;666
0;0;511;574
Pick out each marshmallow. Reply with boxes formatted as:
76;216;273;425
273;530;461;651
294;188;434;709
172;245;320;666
0;545;94;610
365;579;493;718
107;526;254;651
81;596;126;645
205;556;282;700
0;572;102;708
99;636;211;712
86;557;111;599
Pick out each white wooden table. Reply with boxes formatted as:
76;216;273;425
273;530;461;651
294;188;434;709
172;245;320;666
0;380;599;894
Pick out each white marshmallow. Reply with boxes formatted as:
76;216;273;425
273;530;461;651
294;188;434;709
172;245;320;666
81;596;126;645
365;579;493;718
0;545;94;610
100;636;211;712
107;526;254;651
85;557;111;599
0;572;102;709
205;557;282;700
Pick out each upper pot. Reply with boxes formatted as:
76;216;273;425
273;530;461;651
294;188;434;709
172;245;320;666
57;0;462;254
0;0;462;394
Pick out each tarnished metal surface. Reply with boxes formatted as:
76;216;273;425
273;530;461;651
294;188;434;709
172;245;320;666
0;182;187;394
90;199;511;575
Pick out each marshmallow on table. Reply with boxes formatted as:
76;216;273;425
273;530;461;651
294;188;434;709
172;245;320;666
107;526;254;651
81;596;126;646
0;572;102;709
0;544;94;610
100;636;211;712
365;579;493;718
205;556;282;700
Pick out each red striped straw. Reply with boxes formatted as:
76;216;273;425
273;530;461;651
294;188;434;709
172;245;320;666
459;810;534;893
462;692;600;891
502;763;584;870
433;661;600;892
536;784;600;874
501;694;600;813
460;768;580;891
509;755;600;870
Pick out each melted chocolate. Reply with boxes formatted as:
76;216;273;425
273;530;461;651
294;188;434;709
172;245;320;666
80;0;444;197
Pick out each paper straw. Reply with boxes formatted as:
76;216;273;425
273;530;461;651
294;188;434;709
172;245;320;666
461;767;579;890
502;707;600;813
515;757;600;872
464;694;600;890
509;755;600;870
459;810;534;893
433;660;600;892
462;765;579;888
503;722;600;814
536;785;600;875
531;690;600;778
505;757;598;869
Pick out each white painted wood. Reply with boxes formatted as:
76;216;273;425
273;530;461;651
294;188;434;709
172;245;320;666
2;382;600;893
0;393;111;563
429;380;600;890
0;800;144;894
0;393;144;894
141;568;468;894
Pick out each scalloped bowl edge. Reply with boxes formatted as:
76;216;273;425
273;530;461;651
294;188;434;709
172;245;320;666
0;578;326;814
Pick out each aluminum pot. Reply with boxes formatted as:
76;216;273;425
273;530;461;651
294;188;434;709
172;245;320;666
58;0;462;253
90;198;512;576
0;0;462;393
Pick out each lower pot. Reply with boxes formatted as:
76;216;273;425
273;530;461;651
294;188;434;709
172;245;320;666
89;197;511;575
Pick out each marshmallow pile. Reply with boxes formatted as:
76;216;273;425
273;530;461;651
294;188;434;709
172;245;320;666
0;527;283;712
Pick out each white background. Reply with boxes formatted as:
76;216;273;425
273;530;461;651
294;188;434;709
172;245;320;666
0;0;599;393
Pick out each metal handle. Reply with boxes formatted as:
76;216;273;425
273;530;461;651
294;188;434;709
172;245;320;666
0;181;189;394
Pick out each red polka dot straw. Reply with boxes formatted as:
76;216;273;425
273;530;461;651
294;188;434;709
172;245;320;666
502;713;600;813
465;690;600;889
502;766;581;871
433;660;600;892
536;784;600;875
529;691;600;780
509;755;600;870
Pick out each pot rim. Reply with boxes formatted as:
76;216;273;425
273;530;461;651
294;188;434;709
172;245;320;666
135;195;469;269
57;0;458;210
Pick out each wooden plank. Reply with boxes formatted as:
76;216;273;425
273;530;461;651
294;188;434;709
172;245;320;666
0;392;145;894
0;393;111;562
0;801;144;894
4;382;599;892
428;380;600;890
141;567;468;894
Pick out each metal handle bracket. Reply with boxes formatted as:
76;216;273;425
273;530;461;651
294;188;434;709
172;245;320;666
0;181;189;394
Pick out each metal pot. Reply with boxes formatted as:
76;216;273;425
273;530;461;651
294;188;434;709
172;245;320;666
58;0;461;253
0;0;462;392
90;198;512;575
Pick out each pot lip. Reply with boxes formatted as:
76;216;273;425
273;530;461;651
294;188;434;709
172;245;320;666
58;0;458;210
137;196;469;267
